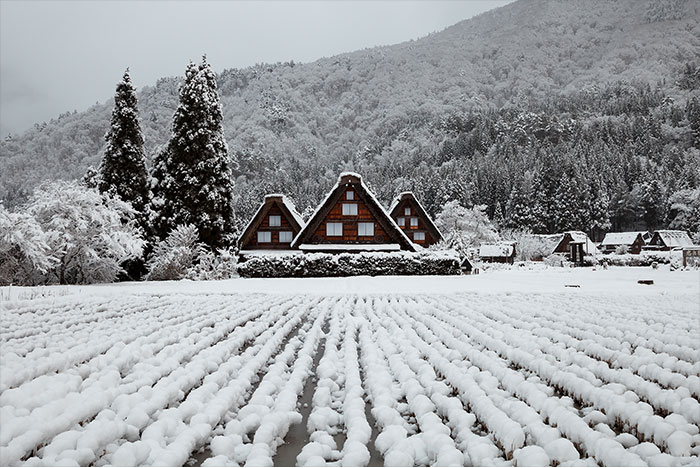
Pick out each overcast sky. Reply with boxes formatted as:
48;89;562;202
0;0;512;138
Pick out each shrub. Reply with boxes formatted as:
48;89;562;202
186;248;238;280
237;251;461;278
544;254;568;267
1;182;144;285
599;252;670;267
146;225;200;280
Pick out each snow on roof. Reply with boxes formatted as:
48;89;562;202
299;243;401;252
601;232;645;246
479;244;515;257
388;191;413;214
338;171;362;180
655;230;694;248
238;249;301;256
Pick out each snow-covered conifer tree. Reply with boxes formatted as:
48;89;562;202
99;69;149;217
151;57;235;249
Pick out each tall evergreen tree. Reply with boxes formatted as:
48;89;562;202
151;57;235;249
99;69;149;217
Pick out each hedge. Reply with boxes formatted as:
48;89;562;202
237;251;461;278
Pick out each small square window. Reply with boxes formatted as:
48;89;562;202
279;231;293;243
410;217;419;227
414;232;425;241
397;217;405;226
346;191;354;200
342;203;358;216
404;207;411;216
358;222;374;236
257;231;271;243
269;215;281;227
327;222;343;236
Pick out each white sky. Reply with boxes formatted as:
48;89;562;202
0;0;512;137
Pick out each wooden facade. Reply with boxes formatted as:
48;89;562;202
388;192;443;247
238;195;304;251
291;173;415;252
553;231;599;265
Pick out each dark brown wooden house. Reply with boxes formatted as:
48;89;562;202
239;194;305;251
553;231;600;265
388;192;443;247
291;173;415;252
479;243;516;264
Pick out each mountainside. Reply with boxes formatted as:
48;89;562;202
2;0;699;235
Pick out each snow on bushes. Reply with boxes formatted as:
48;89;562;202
1;290;698;466
1;182;144;285
600;252;671;267
237;251;460;278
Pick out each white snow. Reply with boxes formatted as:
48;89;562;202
1;267;698;466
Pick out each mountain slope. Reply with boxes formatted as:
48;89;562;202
1;0;699;229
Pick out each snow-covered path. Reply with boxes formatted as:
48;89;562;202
1;272;699;466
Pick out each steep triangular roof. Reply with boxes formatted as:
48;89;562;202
239;194;305;249
654;230;693;248
389;191;444;244
291;172;415;251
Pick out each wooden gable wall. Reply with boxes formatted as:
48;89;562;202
240;200;300;250
391;198;439;246
311;185;390;244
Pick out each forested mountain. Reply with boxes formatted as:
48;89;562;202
2;0;699;239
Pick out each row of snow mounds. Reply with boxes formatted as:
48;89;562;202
0;294;306;466
517;294;700;376
477;298;700;422
1;290;698;467
402;296;646;466
364;298;465;466
423;294;699;465
513;297;700;398
296;297;348;466
202;298;329;467
1;293;245;392
126;297;321;467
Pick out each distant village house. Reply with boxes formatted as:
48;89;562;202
388;192;443;247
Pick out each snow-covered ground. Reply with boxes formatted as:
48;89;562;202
1;267;698;466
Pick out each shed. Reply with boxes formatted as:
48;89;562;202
479;243;516;264
388;192;443;247
291;173;415;253
599;232;647;254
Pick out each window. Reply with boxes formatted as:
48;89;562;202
404;207;411;216
278;231;293;243
410;217;419;227
326;222;343;237
397;217;406;226
346;191;354;200
269;215;281;227
358;222;374;236
414;232;425;241
257;231;271;243
342;203;358;216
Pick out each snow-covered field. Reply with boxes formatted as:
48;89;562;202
1;268;699;467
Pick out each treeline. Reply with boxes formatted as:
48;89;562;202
235;80;700;241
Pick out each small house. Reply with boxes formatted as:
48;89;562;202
553;231;600;265
291;172;415;253
238;194;305;252
388;192;443;247
479;243;516;264
599;232;648;254
645;230;694;251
